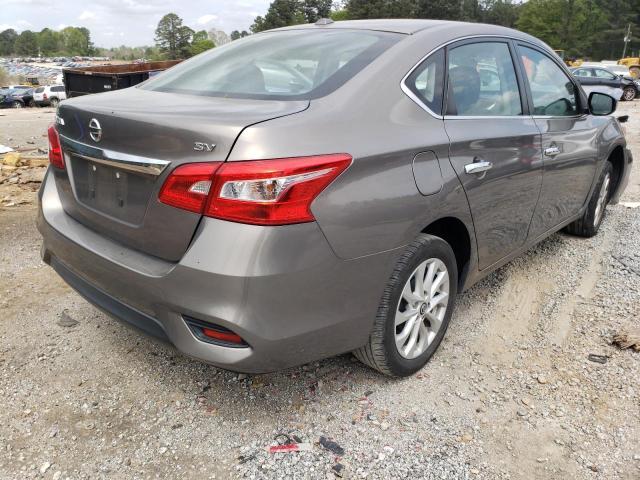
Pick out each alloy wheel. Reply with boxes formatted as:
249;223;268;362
623;87;636;101
395;258;450;359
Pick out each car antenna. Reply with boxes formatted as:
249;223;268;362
315;18;334;26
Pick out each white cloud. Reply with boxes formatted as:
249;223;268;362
2;0;271;47
78;10;97;21
196;14;218;25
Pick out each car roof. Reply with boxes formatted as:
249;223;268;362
270;19;548;51
273;18;531;36
275;19;450;34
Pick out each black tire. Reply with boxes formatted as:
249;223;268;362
622;86;636;101
354;234;458;377
565;162;613;237
28;99;36;108
12;101;23;109
50;98;59;107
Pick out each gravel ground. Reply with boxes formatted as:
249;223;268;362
0;103;639;480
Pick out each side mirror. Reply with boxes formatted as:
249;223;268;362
588;92;616;116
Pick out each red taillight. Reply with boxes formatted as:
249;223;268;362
47;124;64;169
43;93;48;100
159;154;352;225
202;327;244;344
158;162;222;213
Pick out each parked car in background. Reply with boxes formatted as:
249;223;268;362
0;86;35;108
572;66;639;101
39;20;632;377
33;85;67;107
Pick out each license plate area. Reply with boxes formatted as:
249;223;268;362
70;154;155;224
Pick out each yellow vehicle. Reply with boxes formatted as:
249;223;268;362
553;50;582;67
618;58;640;78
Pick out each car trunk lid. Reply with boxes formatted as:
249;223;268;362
54;88;309;261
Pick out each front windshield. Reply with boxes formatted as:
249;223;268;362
141;29;401;100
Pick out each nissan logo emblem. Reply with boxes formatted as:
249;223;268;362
89;118;102;142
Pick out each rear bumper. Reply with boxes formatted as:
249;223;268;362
37;169;398;372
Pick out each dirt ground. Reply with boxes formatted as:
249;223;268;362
0;104;639;480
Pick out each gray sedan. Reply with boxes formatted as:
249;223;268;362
38;19;632;376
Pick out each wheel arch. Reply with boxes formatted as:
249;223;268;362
421;216;472;289
606;144;625;201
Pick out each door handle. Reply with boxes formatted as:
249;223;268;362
464;160;493;175
544;146;561;157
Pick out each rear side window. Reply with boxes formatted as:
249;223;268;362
573;68;592;77
405;49;445;115
52;86;64;92
519;46;578;116
446;42;522;116
35;87;44;93
141;30;401;100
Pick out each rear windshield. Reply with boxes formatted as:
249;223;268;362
141;29;401;100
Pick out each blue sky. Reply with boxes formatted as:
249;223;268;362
1;0;272;47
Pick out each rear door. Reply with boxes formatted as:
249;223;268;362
443;38;543;270
516;44;600;237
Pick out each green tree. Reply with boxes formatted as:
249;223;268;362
230;30;241;40
481;0;519;28
516;0;607;57
251;0;306;32
301;0;334;22
191;30;215;56
330;9;350;20
61;27;92;55
14;30;38;55
591;0;638;59
345;0;415;19
38;28;62;55
192;30;209;42
155;13;194;59
0;29;18;56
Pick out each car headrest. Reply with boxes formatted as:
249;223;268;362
448;66;481;114
225;63;265;94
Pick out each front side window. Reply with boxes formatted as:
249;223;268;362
141;30;400;100
519;46;578;116
446;42;522;116
405;49;445;115
594;69;616;79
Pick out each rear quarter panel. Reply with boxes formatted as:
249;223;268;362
228;29;475;262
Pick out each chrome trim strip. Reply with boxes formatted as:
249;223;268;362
59;134;170;176
443;115;527;120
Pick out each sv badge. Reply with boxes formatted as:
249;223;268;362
193;142;216;152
